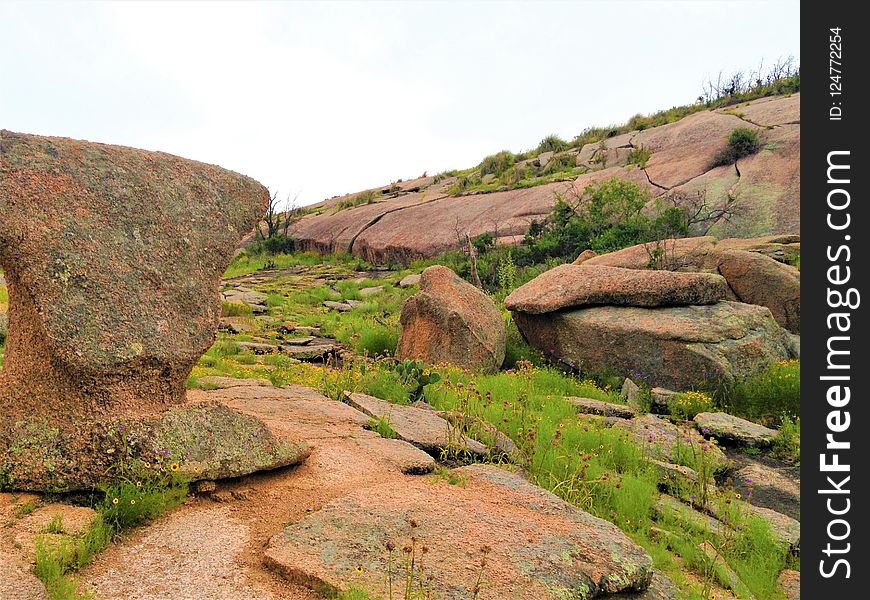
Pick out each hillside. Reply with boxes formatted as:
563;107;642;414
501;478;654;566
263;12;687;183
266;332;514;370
289;93;799;264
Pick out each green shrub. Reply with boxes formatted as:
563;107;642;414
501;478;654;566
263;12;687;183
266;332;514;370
536;134;569;154
247;235;297;255
711;128;760;167
471;232;495;254
479;151;516;177
523;177;654;262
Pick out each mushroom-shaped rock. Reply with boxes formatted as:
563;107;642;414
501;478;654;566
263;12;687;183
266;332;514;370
0;130;305;490
396;266;505;373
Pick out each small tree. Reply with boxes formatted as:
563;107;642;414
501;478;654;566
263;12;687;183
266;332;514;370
645;188;742;269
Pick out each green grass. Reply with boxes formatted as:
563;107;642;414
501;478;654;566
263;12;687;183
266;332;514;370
335;587;379;600
771;417;800;464
33;473;188;600
220;301;253;317
367;416;399;439
15;498;40;517
719;360;799;426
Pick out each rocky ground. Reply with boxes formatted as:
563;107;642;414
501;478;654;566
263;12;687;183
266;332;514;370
0;259;800;600
1;380;660;600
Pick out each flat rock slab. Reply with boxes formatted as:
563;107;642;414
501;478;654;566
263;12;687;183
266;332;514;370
223;289;269;306
505;264;726;313
344;391;488;457
219;316;254;334
323;300;353;311
151;400;310;482
281;341;337;360
614;414;727;468
264;464;656;599
0;397;309;491
514;301;796;390
733;458;800;521
567;396;637;419
239;341;279;354
87;506;278;600
0;550;47;600
354;437;436;474
585;235;800;333
399;273;421;288
694;412;777;448
358;285;383;296
195;376;272;390
282;335;315;345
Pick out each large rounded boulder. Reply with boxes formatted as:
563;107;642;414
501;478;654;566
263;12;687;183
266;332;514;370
514;301;796;390
397;266;505;373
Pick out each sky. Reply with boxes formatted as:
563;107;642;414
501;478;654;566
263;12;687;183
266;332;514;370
1;1;799;206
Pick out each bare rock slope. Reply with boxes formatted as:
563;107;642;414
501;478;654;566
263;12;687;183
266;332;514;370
290;94;799;264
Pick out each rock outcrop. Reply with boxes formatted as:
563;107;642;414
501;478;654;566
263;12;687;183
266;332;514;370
504;264;726;313
397;265;505;373
507;234;799;387
514;301;796;390
288;94;800;264
586;235;800;333
0;130;303;490
265;464;657;599
694;412;778;448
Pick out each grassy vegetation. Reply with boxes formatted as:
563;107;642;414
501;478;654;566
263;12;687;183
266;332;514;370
718;359;800;426
627;145;652;168
28;450;190;599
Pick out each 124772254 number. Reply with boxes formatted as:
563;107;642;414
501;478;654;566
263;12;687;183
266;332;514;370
830;27;842;97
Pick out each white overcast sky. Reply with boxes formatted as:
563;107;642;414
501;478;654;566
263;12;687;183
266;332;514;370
1;1;799;206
